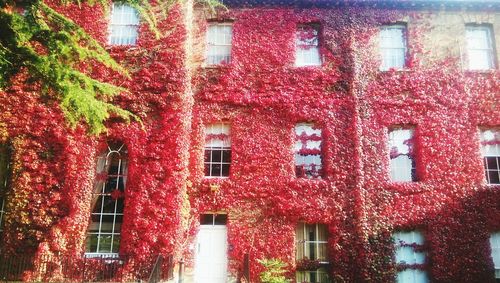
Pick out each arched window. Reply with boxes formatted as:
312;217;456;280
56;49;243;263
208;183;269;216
85;143;128;256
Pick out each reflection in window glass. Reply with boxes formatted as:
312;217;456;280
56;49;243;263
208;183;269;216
295;123;322;179
296;25;321;66
389;127;416;182
393;231;428;283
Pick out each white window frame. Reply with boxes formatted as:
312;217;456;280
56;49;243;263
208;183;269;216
393;230;429;283
85;143;128;257
108;3;140;46
295;24;322;67
480;129;500;185
389;127;417;182
204;123;231;178
380;24;407;71
295;123;323;179
490;232;500;279
466;25;496;71
206;22;233;66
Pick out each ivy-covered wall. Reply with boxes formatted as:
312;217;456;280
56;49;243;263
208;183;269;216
189;4;500;283
0;0;499;282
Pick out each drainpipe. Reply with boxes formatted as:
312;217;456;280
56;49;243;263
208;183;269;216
178;258;184;283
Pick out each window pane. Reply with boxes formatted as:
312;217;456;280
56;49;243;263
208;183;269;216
389;128;416;182
296;269;329;283
211;150;222;163
380;25;407;70
391;156;414;182
221;164;230;177
102;197;117;213
86;234;99;253
204;163;211;176
491;233;500;269
211;163;222;176
397;269;429;283
112;235;121;253
98;235;112;253
488;170;500;184
108;4;140;46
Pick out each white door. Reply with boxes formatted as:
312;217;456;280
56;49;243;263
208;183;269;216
194;225;228;283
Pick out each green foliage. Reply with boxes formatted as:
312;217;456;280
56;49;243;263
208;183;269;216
0;0;136;134
258;258;291;283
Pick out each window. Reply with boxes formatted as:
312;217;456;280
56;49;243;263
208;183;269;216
466;25;496;70
380;25;407;70
204;123;231;177
295;123;322;179
296;223;329;283
296;24;321;67
389;127;416;182
0;144;10;234
108;3;140;46
85;143;128;256
481;129;500;184
490;232;500;281
200;213;228;225
206;23;233;65
393;231;428;283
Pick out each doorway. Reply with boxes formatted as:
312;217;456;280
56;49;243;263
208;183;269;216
194;214;228;283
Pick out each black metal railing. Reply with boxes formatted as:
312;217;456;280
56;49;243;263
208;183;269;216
241;253;250;283
147;255;174;283
0;253;174;282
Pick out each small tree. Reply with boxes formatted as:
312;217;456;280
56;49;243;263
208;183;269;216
258;258;290;283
